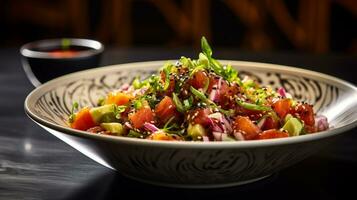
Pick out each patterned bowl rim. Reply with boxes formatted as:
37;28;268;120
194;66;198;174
25;60;357;149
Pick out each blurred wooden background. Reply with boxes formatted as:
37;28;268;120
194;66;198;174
1;0;356;53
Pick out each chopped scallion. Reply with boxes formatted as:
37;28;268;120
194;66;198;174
172;93;185;113
236;100;271;111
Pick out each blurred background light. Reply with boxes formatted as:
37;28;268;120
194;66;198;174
0;0;356;53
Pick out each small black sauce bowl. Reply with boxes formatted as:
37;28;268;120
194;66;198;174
20;38;104;87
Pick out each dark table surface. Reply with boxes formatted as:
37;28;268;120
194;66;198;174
0;47;356;200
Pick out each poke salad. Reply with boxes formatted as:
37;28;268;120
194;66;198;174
68;37;329;141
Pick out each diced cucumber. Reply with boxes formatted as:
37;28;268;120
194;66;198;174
99;113;117;123
222;135;236;141
282;116;303;136
284;114;293;123
100;123;125;136
90;104;115;123
187;124;206;141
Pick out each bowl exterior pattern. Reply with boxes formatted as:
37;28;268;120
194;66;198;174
106;139;332;185
26;61;357;187
47;129;333;187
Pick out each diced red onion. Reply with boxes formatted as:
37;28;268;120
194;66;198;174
209;78;223;102
209;112;232;134
257;117;266;129
221;115;233;134
202;136;210;142
211;122;224;132
209;85;219;102
278;87;286;97
207;117;214;125
233;131;245;141
144;122;160;132
208;113;223;132
315;115;329;131
119;83;130;91
209;112;234;140
218;114;226;128
124;122;133;129
133;87;148;96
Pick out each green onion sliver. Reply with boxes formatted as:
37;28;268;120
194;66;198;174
236;100;271;111
172;93;185;113
190;86;207;102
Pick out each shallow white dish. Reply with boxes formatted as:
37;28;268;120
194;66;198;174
25;60;357;188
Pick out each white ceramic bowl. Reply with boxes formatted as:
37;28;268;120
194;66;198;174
25;60;357;188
